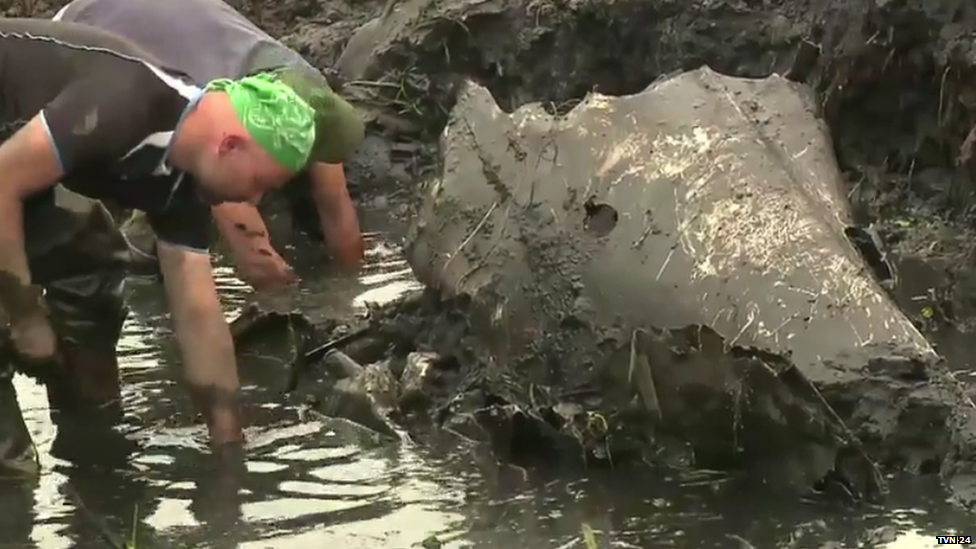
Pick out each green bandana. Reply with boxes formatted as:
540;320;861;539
205;72;316;172
271;68;365;164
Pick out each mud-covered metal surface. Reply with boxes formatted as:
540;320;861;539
401;71;976;506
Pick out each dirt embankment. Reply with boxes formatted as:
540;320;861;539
292;0;976;338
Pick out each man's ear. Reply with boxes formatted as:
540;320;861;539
216;133;247;157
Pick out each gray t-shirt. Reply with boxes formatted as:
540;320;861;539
54;0;317;82
55;0;365;164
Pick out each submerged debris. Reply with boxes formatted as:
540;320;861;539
317;354;401;438
399;351;439;411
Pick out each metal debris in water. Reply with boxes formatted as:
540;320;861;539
285;326;374;392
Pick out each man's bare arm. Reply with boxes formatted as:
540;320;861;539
157;240;243;446
309;162;364;271
212;202;275;258
211;202;296;289
0;116;63;309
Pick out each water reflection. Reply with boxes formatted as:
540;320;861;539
3;226;974;549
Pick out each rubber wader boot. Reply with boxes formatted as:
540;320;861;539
46;345;122;420
0;371;39;477
47;346;132;467
19;188;133;467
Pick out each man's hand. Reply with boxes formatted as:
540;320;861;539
10;311;57;362
0;115;65;362
157;241;243;446
0;280;56;364
309;163;364;272
191;441;244;534
211;202;297;290
235;245;297;290
327;237;365;272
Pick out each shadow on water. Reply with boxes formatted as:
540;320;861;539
888;254;976;389
3;207;975;549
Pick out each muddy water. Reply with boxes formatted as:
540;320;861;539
4;213;975;549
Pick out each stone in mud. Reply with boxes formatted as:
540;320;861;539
399;351;438;410
332;0;397;84
229;300;314;356
316;352;401;438
404;69;976;503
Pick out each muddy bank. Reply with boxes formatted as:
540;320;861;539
301;0;976;337
282;0;976;508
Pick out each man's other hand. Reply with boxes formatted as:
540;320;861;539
11;312;57;363
328;236;365;273
236;246;297;290
309;163;364;273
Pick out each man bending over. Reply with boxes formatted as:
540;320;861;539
0;18;316;473
56;0;367;289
